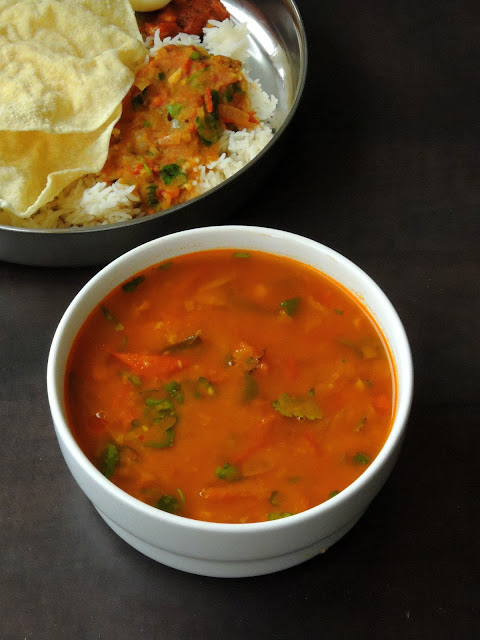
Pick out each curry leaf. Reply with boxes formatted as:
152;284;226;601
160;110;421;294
122;275;145;293
272;392;323;420
161;331;202;354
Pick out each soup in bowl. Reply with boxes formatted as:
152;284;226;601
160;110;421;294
47;225;413;577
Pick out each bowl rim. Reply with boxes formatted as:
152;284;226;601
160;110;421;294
47;225;413;534
0;0;308;236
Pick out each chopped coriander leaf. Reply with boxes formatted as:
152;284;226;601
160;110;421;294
334;309;344;315
177;488;186;503
142;121;151;128
163;381;184;404
167;103;182;118
161;163;186;185
280;297;300;316
225;82;245;101
158;72;165;80
353;451;370;465
267;512;293;520
100;306;124;331
127;373;142;387
146;184;158;207
101;443;119;479
269;490;280;506
189;50;201;60
308;387;315;397
196;113;221;146
122;275;145;293
131;87;148;109
145;426;175;448
328;490;339;499
155;494;180;514
216;462;240;482
233;251;251;259
272;392;323;420
130;419;140;430
158;261;172;270
145;397;174;411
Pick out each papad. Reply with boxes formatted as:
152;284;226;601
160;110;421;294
0;0;147;218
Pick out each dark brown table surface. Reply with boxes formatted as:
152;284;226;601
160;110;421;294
1;1;479;638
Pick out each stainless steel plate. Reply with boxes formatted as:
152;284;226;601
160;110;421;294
0;0;307;267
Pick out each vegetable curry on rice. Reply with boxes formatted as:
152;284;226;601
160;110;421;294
65;250;395;524
101;44;257;212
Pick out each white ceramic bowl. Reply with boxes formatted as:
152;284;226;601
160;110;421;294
47;225;413;578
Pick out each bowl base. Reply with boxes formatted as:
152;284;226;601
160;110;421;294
96;508;363;578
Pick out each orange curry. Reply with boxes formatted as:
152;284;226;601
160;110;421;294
100;44;256;213
65;250;395;524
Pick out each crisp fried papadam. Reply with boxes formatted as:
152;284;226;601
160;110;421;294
0;0;146;218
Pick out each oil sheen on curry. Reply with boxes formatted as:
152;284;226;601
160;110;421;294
101;43;257;212
65;251;395;524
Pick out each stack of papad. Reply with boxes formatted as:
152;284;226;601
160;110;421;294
0;0;146;219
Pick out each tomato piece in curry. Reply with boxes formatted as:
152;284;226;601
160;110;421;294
138;0;230;39
65;250;395;524
100;44;255;214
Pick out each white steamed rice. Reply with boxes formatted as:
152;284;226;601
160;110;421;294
0;19;278;229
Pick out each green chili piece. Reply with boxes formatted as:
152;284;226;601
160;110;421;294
161;163;186;186
156;494;180;514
